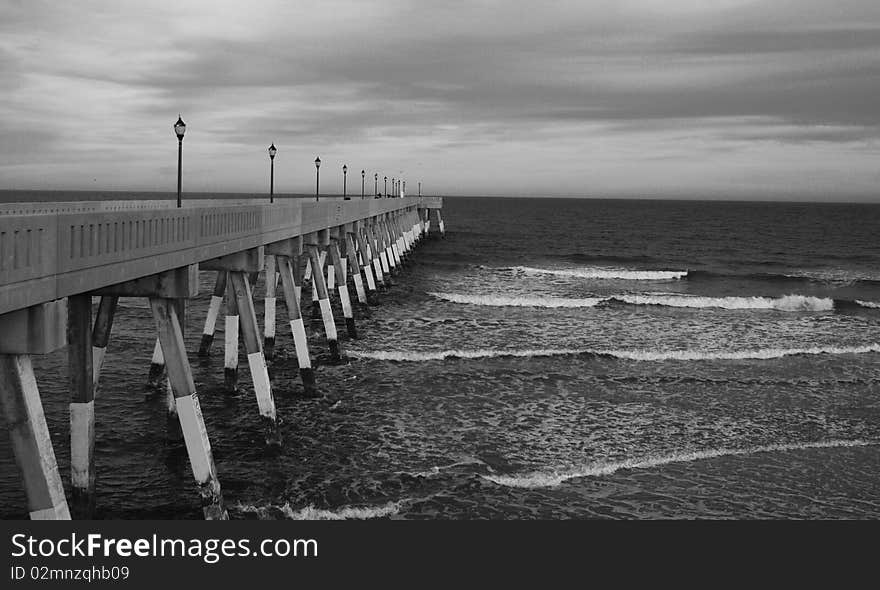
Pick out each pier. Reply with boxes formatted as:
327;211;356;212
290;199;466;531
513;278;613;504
0;196;444;520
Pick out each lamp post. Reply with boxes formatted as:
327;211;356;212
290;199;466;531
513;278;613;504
384;176;387;197
361;170;365;199
374;173;378;197
268;143;277;203
314;157;321;201
418;181;421;197
173;115;186;208
392;178;395;198
343;164;348;200
403;180;406;198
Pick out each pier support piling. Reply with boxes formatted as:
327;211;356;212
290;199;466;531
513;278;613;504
329;238;357;339
0;301;71;519
224;281;240;392
198;271;227;357
1;355;71;520
263;255;277;361
355;227;379;294
149;298;227;519
148;338;165;389
306;243;341;362
277;255;318;396
345;231;368;304
228;272;280;446
91;296;117;392
67;294;96;519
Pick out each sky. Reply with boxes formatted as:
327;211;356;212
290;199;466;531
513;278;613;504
1;0;880;200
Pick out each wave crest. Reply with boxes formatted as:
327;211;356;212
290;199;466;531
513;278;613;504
428;292;603;308
514;266;688;280
348;344;880;363
236;501;401;520
857;300;880;309
483;440;877;488
612;294;834;311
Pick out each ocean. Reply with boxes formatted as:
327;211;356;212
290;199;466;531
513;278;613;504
2;195;880;519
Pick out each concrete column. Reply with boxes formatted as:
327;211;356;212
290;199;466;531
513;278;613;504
367;224;387;287
307;245;341;363
67;294;95;519
263;255;278;361
345;232;368;304
149;298;227;520
224;280;240;392
147;337;165;389
0;355;71;519
198;271;227;357
228;272;280;446
277;255;318;396
91;295;117;392
356;227;379;292
329;240;357;339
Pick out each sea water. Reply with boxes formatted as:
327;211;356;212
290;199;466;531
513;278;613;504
1;195;879;519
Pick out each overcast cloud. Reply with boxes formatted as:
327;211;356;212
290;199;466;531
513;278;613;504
1;0;879;199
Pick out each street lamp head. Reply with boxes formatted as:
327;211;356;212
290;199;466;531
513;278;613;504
374;173;378;180
315;156;321;169
174;115;186;140
268;143;277;159
343;164;347;174
384;176;387;181
361;169;365;178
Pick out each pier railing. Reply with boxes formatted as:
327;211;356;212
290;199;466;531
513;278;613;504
0;196;442;316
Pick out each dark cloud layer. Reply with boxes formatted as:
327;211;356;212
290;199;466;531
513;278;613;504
1;0;879;198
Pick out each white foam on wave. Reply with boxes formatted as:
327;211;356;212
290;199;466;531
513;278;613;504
856;300;880;309
482;439;877;489
614;293;834;311
348;344;880;363
514;266;688;280
236;500;401;520
431;291;833;311
429;292;603;308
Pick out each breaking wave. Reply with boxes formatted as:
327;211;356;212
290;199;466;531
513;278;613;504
856;300;880;309
483;439;878;488
514;266;689;280
428;292;603;308
431;291;835;311
348;344;880;363
609;294;834;311
235;500;402;520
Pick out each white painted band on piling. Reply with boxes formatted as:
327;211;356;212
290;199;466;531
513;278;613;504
203;296;223;336
373;258;383;282
319;298;338;341
151;338;164;364
327;265;335;290
341;258;348;278
166;380;176;414
290;318;312;369
246;352;276;419
175;393;215;484
295;285;302;305
339;286;353;318
353;274;367;302
363;266;376;290
92;346;106;390
264;296;276;338
225;316;239;369
30;504;71;520
304;259;312;281
69;400;94;490
312;280;319;302
383;249;394;271
440;220;445;234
